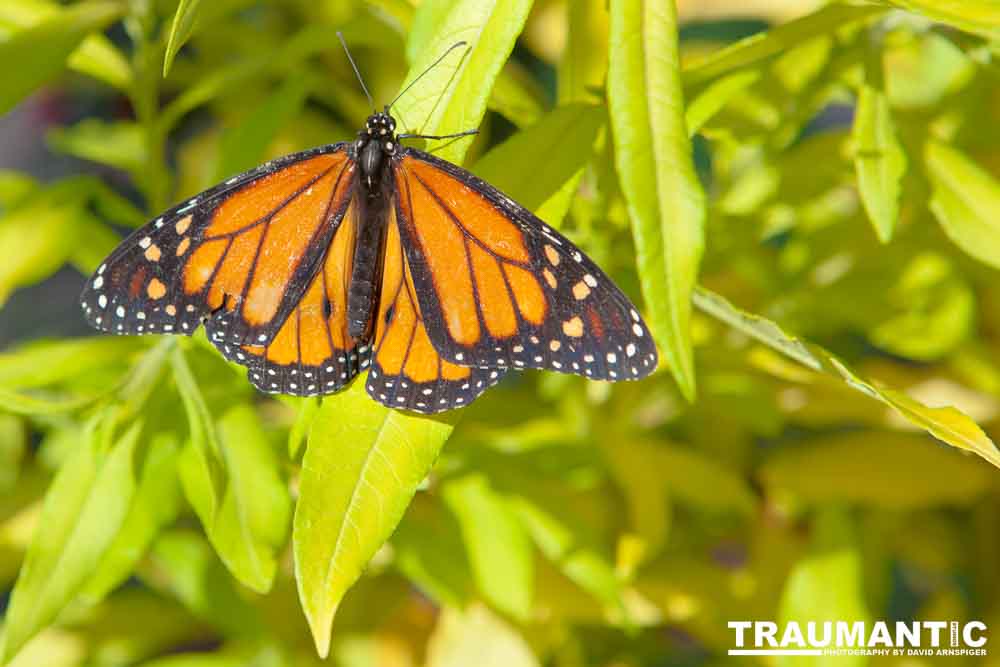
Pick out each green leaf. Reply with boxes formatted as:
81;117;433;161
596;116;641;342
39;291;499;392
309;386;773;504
761;432;993;509
80;434;182;603
294;378;456;657
883;0;1000;40
488;61;547;128
215;75;310;181
925;140;1000;270
47;119;145;175
0;0;130;91
685;69;760;136
600;439;671;568
441;474;534;621
163;0;204;76
171;350;226;524
497;476;622;610
557;0;608;105
288;396;320;460
426;604;539;667
608;0;704;401
395;0;533;164
143;530;264;638
0;1;124;116
472;104;604;228
179;404;291;593
693;287;1000;470
1;412;142;664
681;4;885;89
853;47;907;243
0;185;83;306
0;171;38;210
0;387;98;416
778;509;870;667
392;497;474;608
0;338;143;390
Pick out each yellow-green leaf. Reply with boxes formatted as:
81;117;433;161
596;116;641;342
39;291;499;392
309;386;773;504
693;287;1000;470
608;0;704;401
293;378;457;657
853;50;907;243
395;0;533;165
163;0;203;77
0;1;123;116
925;140;1000;270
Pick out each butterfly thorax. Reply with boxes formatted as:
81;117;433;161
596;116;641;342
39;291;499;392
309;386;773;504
346;110;399;341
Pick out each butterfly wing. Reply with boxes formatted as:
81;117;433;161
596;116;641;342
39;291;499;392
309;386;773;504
214;195;369;396
80;145;355;347
366;204;506;413
392;150;658;381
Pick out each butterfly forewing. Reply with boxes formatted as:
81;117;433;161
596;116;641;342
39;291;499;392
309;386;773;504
215;195;368;395
392;150;658;381
80;144;353;346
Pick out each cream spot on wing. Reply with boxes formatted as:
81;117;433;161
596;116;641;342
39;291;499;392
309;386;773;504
549;340;561;352
147;279;166;300
583;274;597;288
144;244;162;262
562;316;584;337
542;268;557;289
176;237;191;256
175;215;192;235
572;280;591;300
544;244;560;266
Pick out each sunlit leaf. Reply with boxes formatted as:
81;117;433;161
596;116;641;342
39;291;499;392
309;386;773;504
694;287;1000;469
489;60;547;128
685;69;761;135
608;0;704;401
0;1;123;116
395;0;533;164
442;474;534;620
1;412;142;664
294;378;456;657
925;140;1000;270
473;104;604;227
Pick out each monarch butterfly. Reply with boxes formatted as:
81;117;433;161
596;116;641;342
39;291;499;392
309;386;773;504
80;41;657;413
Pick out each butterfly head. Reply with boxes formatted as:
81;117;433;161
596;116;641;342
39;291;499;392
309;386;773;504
356;111;398;188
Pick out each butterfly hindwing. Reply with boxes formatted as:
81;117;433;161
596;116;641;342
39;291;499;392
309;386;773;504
392;150;658;381
366;206;507;413
214;196;368;396
80;144;354;347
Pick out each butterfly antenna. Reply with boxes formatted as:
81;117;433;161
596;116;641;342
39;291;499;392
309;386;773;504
387;41;468;111
337;32;375;112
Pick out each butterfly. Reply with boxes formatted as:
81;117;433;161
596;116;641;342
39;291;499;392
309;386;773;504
80;43;658;414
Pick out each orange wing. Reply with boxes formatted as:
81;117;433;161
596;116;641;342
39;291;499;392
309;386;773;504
391;151;657;381
215;196;367;395
81;145;354;348
366;204;506;413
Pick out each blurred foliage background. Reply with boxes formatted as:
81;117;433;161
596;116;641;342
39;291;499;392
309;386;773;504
3;0;1000;665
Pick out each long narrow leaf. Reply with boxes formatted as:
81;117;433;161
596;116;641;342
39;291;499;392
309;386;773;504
608;0;705;401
